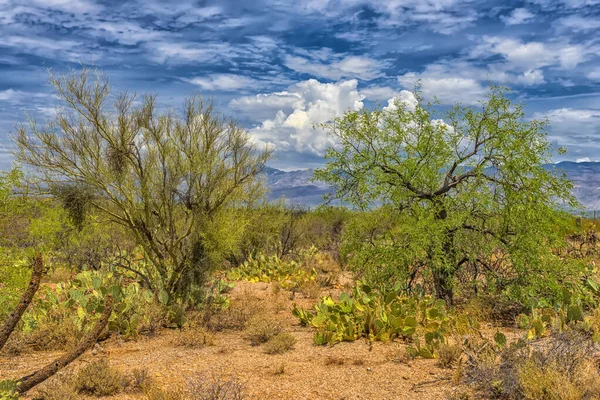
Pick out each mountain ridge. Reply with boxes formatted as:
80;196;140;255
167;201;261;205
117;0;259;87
264;162;600;210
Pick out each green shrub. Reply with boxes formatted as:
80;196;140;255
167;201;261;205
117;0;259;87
292;282;477;357
227;253;316;290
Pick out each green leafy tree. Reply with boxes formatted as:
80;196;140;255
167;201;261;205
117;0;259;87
315;87;579;305
15;69;271;299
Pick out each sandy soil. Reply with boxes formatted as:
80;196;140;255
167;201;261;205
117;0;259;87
0;281;476;400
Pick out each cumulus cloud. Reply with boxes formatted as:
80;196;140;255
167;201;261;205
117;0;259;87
501;8;535;25
235;79;365;154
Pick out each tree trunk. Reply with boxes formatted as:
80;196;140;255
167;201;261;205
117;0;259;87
0;253;44;351
432;267;454;305
15;295;114;394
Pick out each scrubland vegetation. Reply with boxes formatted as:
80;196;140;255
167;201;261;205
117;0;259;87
1;69;600;399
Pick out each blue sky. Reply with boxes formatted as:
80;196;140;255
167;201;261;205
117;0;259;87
0;0;599;170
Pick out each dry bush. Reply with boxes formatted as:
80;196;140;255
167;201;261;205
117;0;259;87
273;363;286;375
144;384;186;400
186;372;246;400
263;332;296;354
127;368;154;393
464;331;600;399
9;321;81;354
204;294;262;332
139;303;167;336
172;327;216;348
461;295;525;326
298;280;320;299
74;358;125;396
36;376;78;400
437;344;462;369
244;315;283;346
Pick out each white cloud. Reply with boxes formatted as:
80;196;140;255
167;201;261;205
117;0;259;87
588;68;600;81
146;42;221;64
230;92;305;121
0;35;91;62
28;0;99;13
397;71;487;105
471;37;586;70
238;79;365;154
501;8;534;25
87;21;162;45
283;51;387;81
360;86;398;101
534;108;600;149
557;15;600;32
382;90;419;111
185;74;259;92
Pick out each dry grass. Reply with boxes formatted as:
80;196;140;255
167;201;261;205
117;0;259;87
324;356;346;366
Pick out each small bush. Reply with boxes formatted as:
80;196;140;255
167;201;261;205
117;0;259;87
74;359;124;396
298;280;320;299
37;377;78;400
128;368;153;393
204;295;262;332
24;321;80;352
144;384;186;400
263;333;297;354
464;332;600;399
186;372;246;400
172;327;216;348
244;315;283;346
437;344;462;368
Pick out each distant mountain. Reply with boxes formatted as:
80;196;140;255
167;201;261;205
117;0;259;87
264;162;600;210
263;167;333;207
546;162;600;211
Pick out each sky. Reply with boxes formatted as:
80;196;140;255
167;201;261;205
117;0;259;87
0;0;599;170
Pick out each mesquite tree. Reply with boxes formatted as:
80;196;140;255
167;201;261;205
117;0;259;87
15;69;272;299
316;87;579;305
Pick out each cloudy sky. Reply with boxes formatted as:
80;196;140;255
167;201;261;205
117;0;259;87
0;0;599;170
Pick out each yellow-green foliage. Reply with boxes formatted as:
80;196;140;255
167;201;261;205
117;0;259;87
227;253;317;289
74;359;124;396
293;282;478;358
